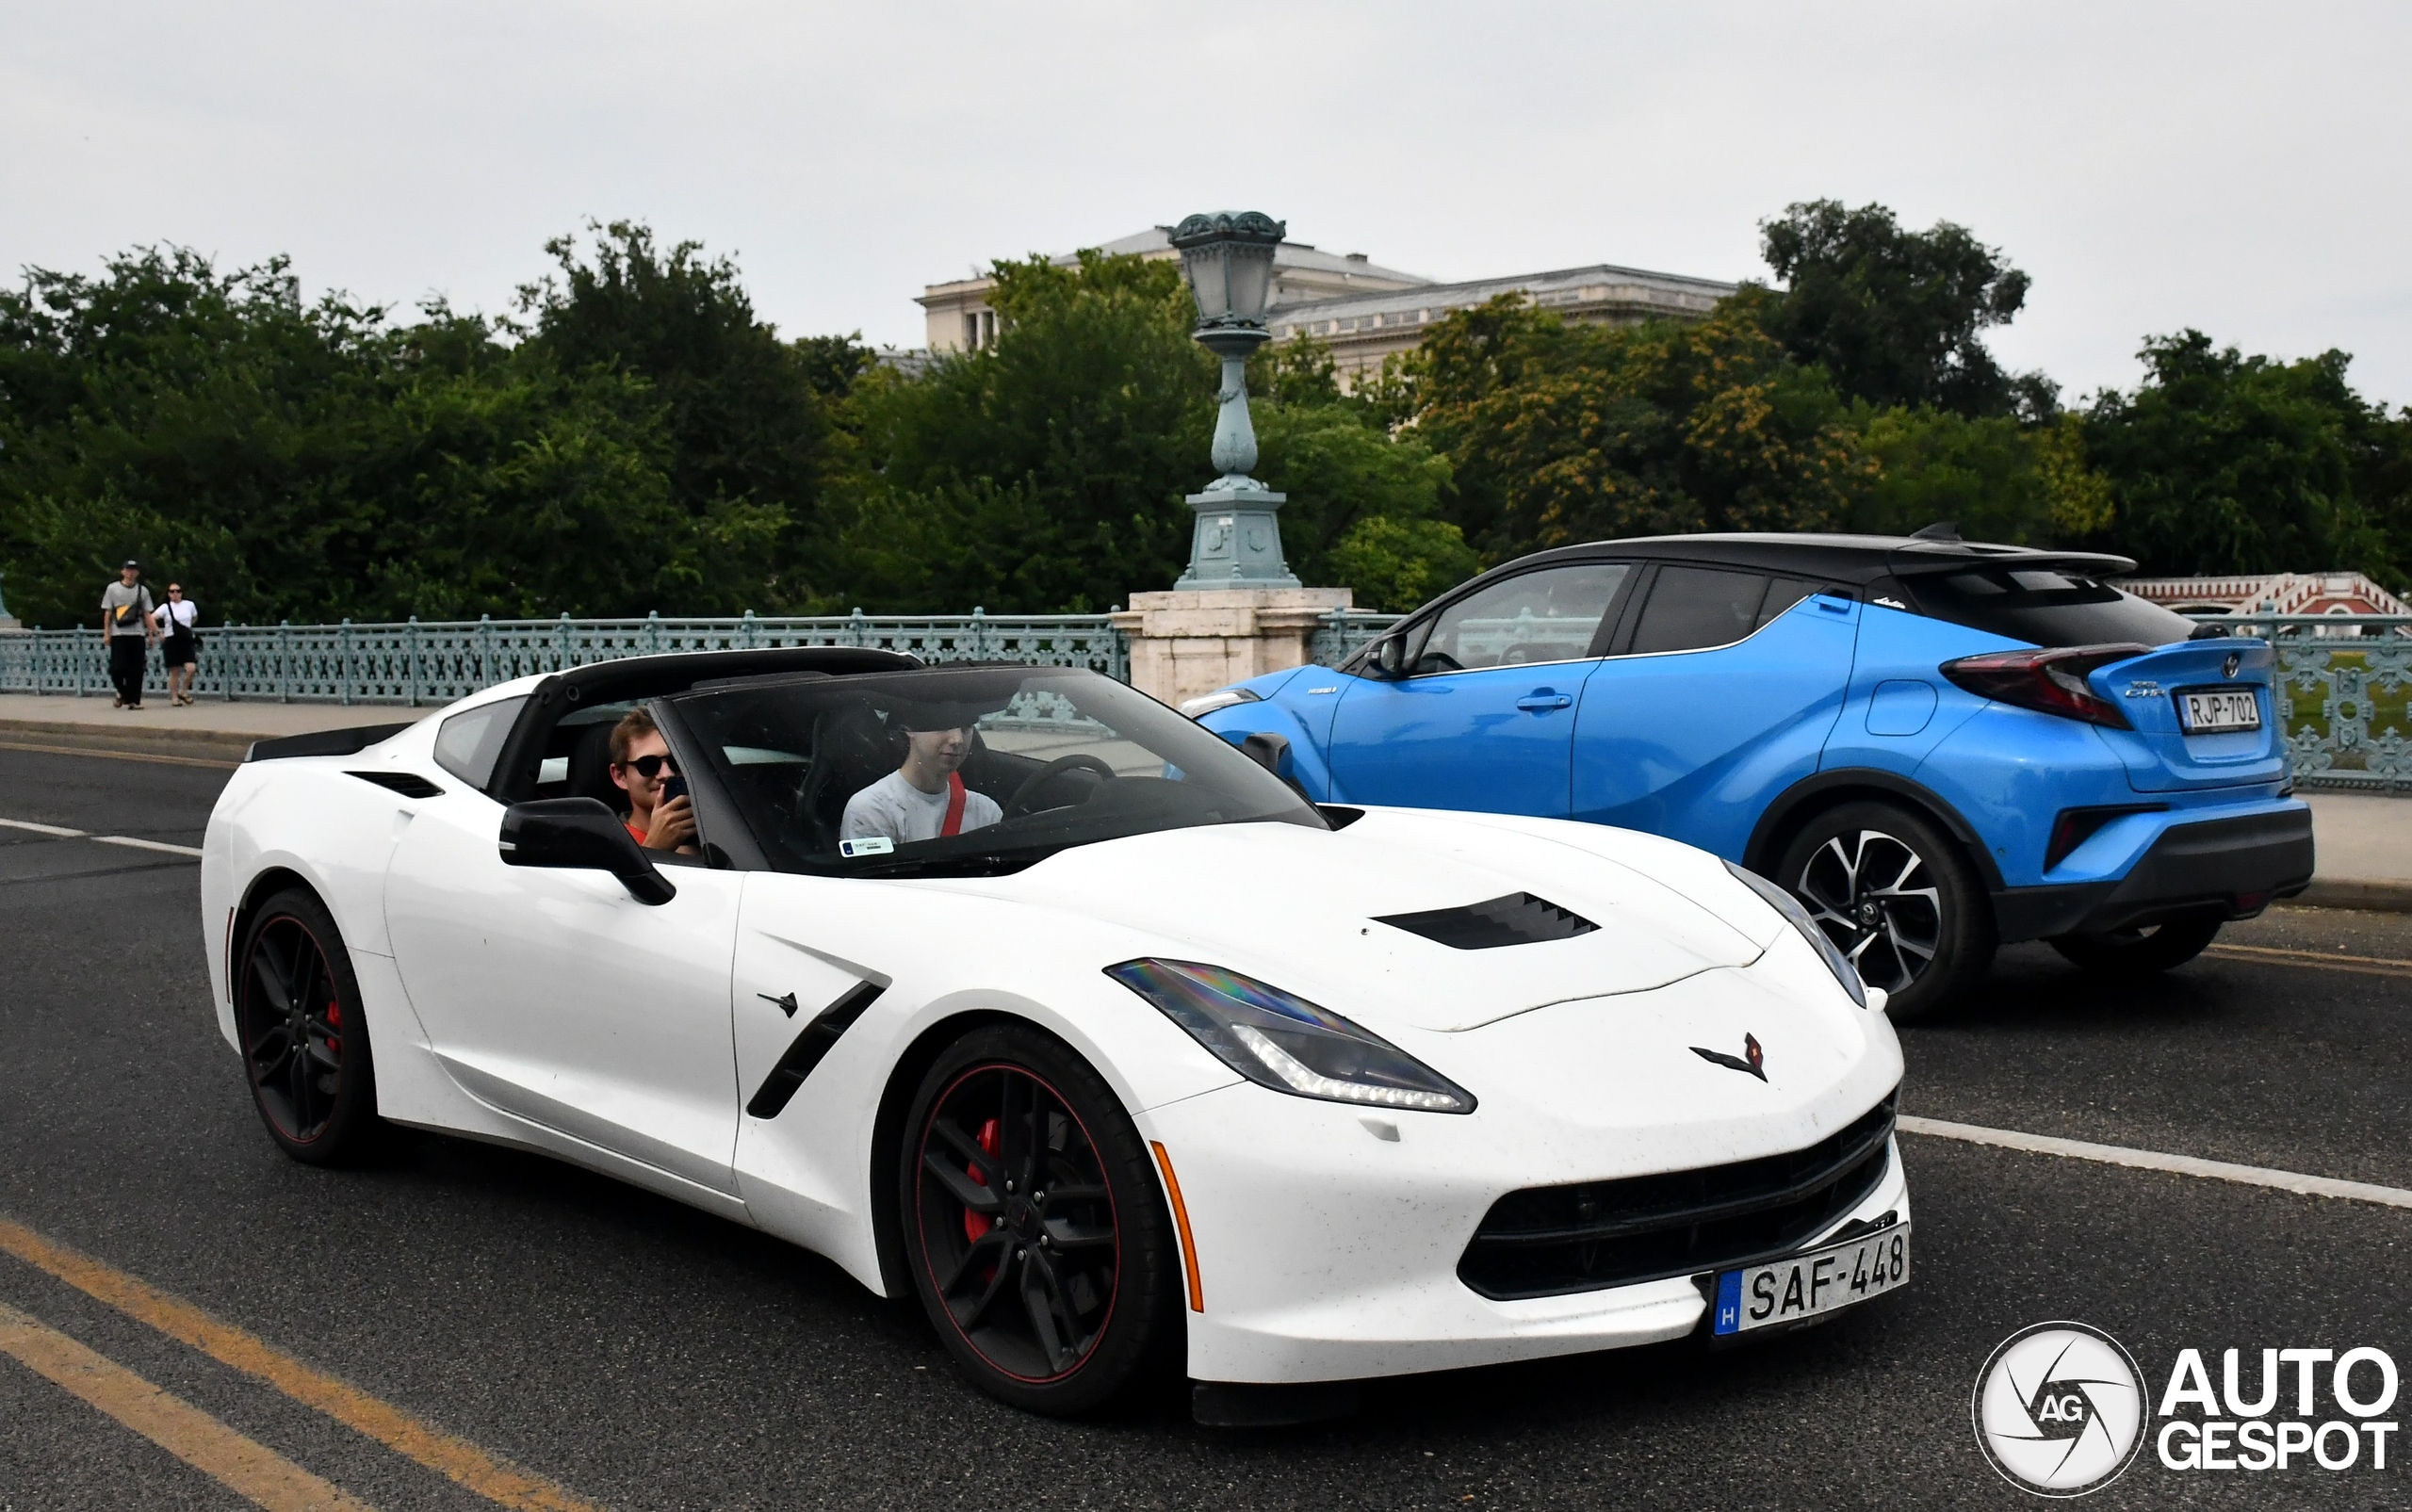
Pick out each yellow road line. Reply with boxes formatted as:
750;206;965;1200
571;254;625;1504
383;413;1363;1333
0;1218;601;1512
0;737;240;769
2207;942;2412;980
0;1299;374;1512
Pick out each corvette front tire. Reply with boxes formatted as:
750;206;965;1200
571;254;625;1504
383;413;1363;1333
899;1023;1182;1416
233;887;384;1165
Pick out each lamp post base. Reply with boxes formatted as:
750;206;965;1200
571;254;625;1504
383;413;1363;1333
1175;482;1300;591
1112;585;1353;708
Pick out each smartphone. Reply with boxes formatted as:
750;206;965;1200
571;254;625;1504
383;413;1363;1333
661;773;690;805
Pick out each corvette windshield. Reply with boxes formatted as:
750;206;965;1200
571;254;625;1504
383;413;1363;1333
664;666;1325;876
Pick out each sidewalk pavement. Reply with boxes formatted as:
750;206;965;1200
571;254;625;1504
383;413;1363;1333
2293;793;2412;911
0;692;427;762
3;691;2406;910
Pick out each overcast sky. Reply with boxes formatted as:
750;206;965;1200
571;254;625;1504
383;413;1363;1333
5;2;2407;406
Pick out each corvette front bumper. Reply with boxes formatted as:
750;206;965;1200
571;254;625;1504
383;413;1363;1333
1135;965;1908;1386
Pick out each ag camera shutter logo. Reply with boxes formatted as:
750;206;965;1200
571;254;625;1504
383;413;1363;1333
1973;1321;2147;1496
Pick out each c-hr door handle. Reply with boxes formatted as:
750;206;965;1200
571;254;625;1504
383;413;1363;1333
1515;691;1573;713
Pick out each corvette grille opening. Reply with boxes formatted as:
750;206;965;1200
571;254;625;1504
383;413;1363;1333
1375;893;1597;950
1457;1093;1898;1299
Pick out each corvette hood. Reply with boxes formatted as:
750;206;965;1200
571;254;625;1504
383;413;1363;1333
941;808;1780;1033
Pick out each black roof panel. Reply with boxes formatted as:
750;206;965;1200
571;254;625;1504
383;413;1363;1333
1496;532;2136;586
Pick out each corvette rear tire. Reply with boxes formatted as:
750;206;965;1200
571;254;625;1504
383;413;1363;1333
1777;802;1995;1024
899;1023;1181;1416
234;887;383;1165
2049;912;2224;976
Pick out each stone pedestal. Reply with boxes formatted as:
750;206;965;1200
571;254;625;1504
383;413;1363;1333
1112;586;1352;709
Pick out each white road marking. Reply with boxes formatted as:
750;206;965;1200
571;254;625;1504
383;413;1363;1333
0;817;204;858
90;835;204;858
0;817;85;837
1898;1115;2412;1211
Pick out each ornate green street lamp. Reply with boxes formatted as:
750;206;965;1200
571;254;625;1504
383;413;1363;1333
1171;210;1299;589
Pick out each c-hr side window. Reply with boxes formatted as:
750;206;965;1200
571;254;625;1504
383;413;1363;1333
1628;567;1779;655
1413;563;1629;675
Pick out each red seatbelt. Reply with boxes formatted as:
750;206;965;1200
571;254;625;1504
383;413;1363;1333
940;772;968;837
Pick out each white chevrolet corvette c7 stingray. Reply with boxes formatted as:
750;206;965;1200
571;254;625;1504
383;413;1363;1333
200;648;1911;1421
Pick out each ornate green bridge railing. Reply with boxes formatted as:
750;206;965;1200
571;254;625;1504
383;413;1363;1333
1310;610;1404;668
17;607;2391;789
0;610;1127;707
2203;614;2412;792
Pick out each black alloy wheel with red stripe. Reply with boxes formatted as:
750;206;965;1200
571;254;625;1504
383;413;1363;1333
235;888;383;1164
900;1023;1181;1416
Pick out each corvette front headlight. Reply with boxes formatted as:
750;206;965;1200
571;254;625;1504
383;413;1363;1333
1723;859;1869;1009
1106;959;1475;1114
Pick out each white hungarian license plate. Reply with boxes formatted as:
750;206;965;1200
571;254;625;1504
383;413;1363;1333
2177;688;2261;734
1711;1224;1909;1335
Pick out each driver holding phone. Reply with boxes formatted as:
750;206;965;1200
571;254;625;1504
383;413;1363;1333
840;701;1002;849
608;707;698;854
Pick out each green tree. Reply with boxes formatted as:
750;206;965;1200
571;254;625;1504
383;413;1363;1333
1246;336;1471;608
1758;200;2049;419
0;242;787;626
1405;291;1867;563
839;250;1214;612
521;221;851;607
2082;331;2404;582
1848;408;2111;545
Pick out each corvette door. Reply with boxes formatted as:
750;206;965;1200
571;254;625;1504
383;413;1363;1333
1326;561;1631;817
384;798;744;1201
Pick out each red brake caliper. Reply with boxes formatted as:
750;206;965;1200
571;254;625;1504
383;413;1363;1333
325;1000;342;1057
964;1116;1000;1243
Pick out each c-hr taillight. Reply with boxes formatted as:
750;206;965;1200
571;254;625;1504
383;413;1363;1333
1938;643;2151;729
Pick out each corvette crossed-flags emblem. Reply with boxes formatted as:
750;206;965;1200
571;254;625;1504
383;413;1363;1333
1690;1032;1768;1081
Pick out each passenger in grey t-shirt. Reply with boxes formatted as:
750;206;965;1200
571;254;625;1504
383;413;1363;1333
839;701;1002;852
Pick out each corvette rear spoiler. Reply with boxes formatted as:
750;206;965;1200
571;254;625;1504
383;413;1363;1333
245;722;415;763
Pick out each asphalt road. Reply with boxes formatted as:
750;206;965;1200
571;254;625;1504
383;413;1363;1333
2;742;2406;1511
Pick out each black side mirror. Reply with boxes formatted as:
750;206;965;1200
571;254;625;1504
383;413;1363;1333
499;798;676;905
1241;731;1294;780
1373;635;1408;679
1239;731;1317;804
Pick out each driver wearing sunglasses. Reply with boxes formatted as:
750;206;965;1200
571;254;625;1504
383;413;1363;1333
607;707;697;854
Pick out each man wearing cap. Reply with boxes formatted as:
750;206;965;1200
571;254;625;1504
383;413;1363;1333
839;704;1002;848
99;561;158;709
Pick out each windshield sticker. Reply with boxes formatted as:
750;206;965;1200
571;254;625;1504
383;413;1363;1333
839;836;896;858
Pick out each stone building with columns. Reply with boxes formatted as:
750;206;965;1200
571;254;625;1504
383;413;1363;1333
916;227;1429;353
1268;261;1736;382
915;227;1737;382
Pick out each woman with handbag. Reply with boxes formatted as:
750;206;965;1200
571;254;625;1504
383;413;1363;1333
155;583;201;706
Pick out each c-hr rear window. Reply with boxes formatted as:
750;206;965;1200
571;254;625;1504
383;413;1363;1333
1909;570;2192;648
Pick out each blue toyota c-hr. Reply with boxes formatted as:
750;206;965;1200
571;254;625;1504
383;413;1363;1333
1191;530;2316;1019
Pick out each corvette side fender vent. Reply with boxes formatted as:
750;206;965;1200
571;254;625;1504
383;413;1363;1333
347;770;445;799
746;981;885;1119
1374;892;1598;950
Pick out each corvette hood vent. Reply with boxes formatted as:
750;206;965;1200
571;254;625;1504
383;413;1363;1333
1375;892;1598;951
